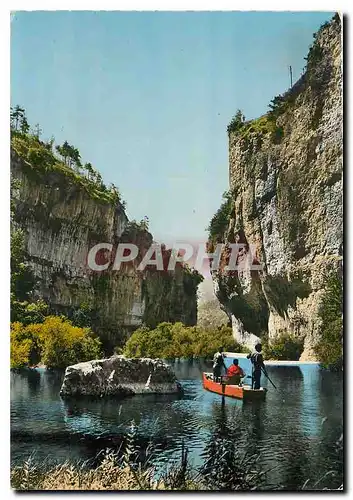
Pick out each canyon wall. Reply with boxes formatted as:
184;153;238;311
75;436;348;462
11;150;201;351
210;15;342;360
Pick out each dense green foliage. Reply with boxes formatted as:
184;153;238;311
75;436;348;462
123;322;245;359
207;191;234;243
11;300;49;326
11;106;125;206
227;108;283;144
315;268;343;370
11;316;102;369
227;109;245;135
71;302;97;328
10;225;36;302
262;334;304;361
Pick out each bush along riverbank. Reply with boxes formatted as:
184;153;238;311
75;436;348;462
11;316;102;370
11;315;334;370
122;323;247;359
122;323;309;363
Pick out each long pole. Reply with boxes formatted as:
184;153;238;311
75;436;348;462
261;367;277;389
289;65;293;87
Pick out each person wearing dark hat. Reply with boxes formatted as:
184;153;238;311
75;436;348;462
247;342;267;389
213;346;227;382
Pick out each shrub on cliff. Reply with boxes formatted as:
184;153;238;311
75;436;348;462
10;316;102;369
262;334;304;361
10;223;36;302
123;322;244;359
315;269;343;371
11;106;126;207
227;109;245;135
207;191;233;244
11;299;49;326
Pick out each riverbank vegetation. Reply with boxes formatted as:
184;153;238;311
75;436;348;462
262;334;304;361
11;420;342;491
11;186;102;370
123;322;246;359
11;421;266;491
315;268;343;371
11;316;102;369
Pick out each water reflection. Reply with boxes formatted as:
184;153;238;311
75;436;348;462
10;361;343;490
200;397;247;490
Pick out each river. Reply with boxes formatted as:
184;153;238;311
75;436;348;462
11;358;343;490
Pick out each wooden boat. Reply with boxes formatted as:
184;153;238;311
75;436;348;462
202;372;267;401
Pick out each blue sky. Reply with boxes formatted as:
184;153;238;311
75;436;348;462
11;11;334;245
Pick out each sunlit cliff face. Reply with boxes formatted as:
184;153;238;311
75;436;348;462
209;16;342;359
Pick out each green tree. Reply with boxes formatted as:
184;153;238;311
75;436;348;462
10;316;102;369
27;146;55;170
10;105;25;131
32;123;43;139
262;334;304;361
56;141;70;165
20;114;30;134
71;302;96;328
43;136;55;152
207;190;234;243
70;146;82;170
10;224;35;301
84;162;95;180
56;141;81;168
315;268;343;370
268;94;286;118
123;322;244;359
11;300;48;326
139;216;149;231
227;109;245;135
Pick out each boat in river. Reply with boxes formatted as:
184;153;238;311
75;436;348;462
202;372;267;401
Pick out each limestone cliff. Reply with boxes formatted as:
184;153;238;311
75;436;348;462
11;149;201;351
209;15;342;360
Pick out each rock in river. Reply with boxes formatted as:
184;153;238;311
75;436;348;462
59;355;182;398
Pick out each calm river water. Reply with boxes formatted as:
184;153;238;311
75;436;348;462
11;359;343;490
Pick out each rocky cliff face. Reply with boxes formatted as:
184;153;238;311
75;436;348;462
11;150;200;351
210;15;342;360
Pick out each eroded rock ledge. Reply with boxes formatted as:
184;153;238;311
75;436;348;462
60;355;182;398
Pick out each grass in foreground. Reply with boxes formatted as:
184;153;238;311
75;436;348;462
11;424;267;491
11;422;343;491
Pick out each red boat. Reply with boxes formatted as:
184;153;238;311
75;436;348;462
202;372;267;401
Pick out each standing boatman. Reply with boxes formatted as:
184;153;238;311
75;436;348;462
247;343;268;389
213;346;227;382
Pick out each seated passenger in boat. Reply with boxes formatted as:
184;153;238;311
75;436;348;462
226;359;244;385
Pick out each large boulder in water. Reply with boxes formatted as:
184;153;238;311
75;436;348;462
59;355;182;398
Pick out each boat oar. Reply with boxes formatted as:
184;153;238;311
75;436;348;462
261;367;277;389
